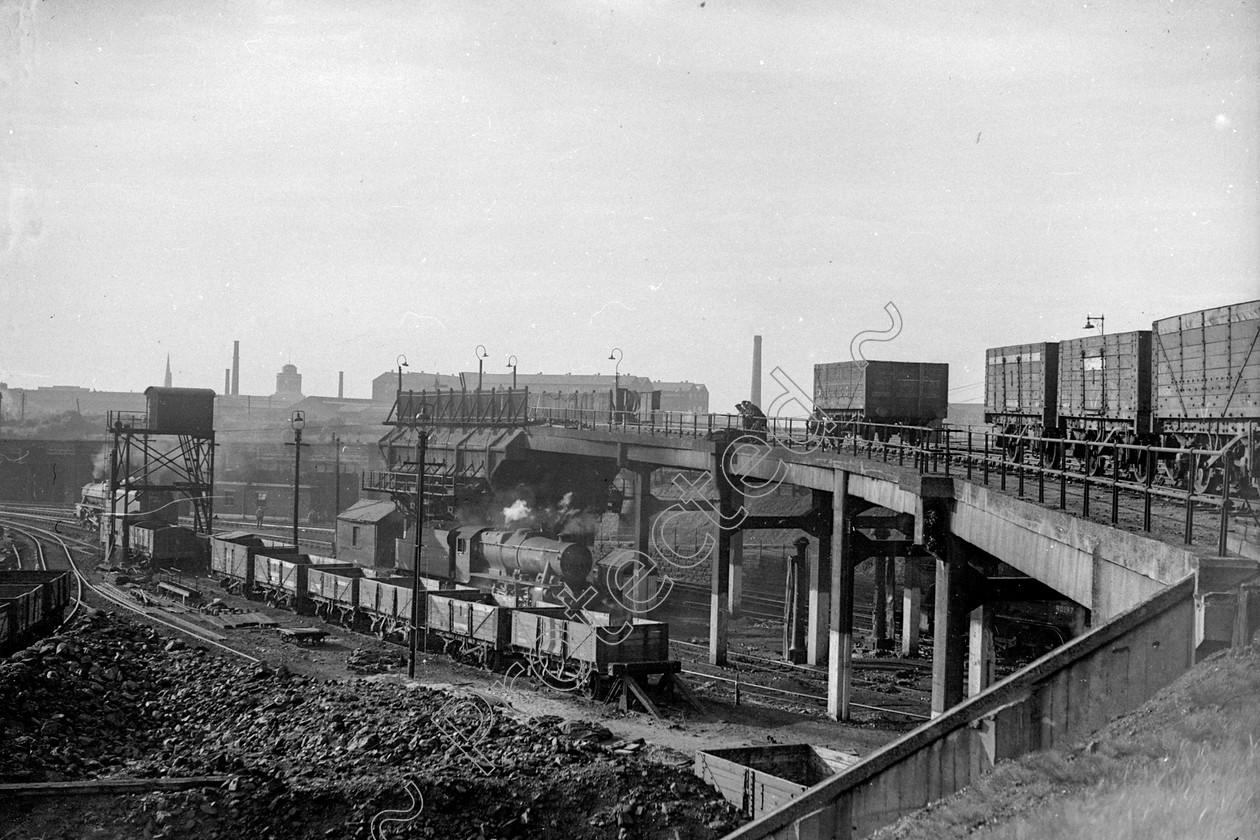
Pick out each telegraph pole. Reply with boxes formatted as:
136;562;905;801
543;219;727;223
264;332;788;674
333;434;342;553
409;430;427;678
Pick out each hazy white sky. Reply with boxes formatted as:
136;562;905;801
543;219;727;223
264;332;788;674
2;0;1256;408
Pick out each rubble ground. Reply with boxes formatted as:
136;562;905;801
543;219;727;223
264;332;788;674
0;608;748;840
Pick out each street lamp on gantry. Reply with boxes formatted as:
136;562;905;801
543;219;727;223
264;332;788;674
608;347;623;416
507;355;518;390
1082;314;1105;337
476;345;488;392
396;354;409;398
288;410;306;549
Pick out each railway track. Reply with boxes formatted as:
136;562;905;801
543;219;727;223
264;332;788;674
0;505;258;663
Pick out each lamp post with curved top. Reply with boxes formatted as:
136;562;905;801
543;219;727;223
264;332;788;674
608;347;623;420
396;354;409;399
476;345;488;392
507;355;518;390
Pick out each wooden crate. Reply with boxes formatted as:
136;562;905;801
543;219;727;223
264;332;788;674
695;744;860;819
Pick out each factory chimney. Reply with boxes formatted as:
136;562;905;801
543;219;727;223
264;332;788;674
750;334;762;406
224;368;231;395
338;371;344;399
231;340;240;396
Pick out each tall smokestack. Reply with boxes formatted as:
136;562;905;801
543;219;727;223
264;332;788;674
224;368;231;395
231;340;240;396
338;371;344;399
750;334;762;406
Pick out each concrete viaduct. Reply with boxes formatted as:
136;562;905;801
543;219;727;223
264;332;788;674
376;393;1217;721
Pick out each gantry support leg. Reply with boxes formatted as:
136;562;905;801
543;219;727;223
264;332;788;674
827;472;854;721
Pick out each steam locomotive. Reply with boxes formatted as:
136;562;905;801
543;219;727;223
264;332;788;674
437;526;596;607
985;300;1260;494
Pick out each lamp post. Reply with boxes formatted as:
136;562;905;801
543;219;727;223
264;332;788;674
507;355;518;390
475;345;488;392
1082;314;1105;336
396;354;409;398
288;410;306;549
608;347;623;418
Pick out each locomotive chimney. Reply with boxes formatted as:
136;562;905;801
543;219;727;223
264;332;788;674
751;334;763;406
338;371;344;399
232;340;240;396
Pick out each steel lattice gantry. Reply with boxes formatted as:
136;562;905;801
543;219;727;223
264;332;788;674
105;388;217;555
365;387;534;524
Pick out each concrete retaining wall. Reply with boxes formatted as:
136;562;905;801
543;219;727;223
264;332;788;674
722;575;1197;840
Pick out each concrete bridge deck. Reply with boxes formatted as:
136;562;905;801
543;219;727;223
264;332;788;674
374;396;1257;720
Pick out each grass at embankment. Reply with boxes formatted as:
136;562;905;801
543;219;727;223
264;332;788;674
874;644;1260;840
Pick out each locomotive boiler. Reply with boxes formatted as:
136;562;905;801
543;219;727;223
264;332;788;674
436;526;595;604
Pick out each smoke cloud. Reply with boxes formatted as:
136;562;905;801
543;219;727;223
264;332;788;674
92;446;109;479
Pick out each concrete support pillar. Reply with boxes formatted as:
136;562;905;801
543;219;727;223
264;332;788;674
1069;604;1091;638
827;472;854;721
931;540;968;716
885;558;898;650
709;449;734;666
901;558;925;658
872;556;896;651
729;531;744;619
630;467;653;613
785;537;809;663
967;604;996;697
808;504;832;665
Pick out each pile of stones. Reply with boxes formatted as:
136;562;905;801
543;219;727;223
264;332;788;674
345;647;407;675
0;610;745;840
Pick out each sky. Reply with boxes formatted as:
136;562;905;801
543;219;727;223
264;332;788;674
1;0;1257;410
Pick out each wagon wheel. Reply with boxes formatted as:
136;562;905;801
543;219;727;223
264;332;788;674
1040;439;1063;470
1130;455;1151;485
483;649;503;672
1191;454;1219;495
1089;448;1109;478
580;672;601;701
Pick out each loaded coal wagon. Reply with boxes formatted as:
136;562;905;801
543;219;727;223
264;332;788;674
814;360;949;441
1151;299;1260;493
209;531;297;594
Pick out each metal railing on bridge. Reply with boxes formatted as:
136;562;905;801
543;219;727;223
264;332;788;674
520;405;1251;555
383;391;1252;554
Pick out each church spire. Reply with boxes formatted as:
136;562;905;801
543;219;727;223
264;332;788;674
164;354;172;388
